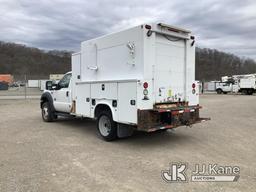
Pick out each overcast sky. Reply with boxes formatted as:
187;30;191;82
0;0;256;59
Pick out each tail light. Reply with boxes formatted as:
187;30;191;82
192;83;196;94
143;82;148;89
142;82;149;100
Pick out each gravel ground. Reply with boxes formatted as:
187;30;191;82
0;87;42;96
0;94;255;192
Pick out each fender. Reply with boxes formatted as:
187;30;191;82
93;100;117;122
40;91;56;112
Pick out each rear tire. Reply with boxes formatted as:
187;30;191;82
247;89;253;95
41;102;55;122
242;89;247;95
97;111;117;141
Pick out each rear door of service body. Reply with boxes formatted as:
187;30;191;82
154;33;187;103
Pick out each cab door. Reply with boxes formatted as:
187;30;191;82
222;83;232;92
52;73;72;113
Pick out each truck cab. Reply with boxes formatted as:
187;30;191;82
216;82;232;94
41;72;72;121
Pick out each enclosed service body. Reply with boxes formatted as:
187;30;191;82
238;77;256;95
41;23;207;140
71;23;201;128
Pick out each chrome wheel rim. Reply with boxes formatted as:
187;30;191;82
99;115;111;136
42;106;49;120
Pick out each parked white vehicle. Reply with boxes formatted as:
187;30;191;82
215;82;233;94
204;81;219;92
218;74;256;95
28;80;40;88
40;23;208;141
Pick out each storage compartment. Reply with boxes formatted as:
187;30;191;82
75;83;91;117
91;83;118;100
117;82;137;124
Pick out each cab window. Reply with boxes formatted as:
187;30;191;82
58;73;71;89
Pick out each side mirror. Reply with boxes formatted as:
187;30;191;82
46;81;53;90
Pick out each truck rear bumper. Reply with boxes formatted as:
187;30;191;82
146;117;210;132
137;106;210;132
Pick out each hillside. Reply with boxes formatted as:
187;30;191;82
196;47;256;81
0;41;71;80
0;41;256;81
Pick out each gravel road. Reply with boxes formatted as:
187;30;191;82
0;94;255;192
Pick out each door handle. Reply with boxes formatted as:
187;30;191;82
66;91;69;97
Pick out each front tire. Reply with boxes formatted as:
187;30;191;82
97;111;117;141
216;89;222;94
41;102;55;122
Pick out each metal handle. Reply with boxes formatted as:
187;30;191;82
87;66;98;71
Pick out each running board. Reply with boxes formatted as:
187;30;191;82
55;112;75;118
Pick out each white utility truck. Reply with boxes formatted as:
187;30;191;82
238;76;256;95
216;74;256;95
215;82;233;94
40;23;208;141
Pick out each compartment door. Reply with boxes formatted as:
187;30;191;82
118;82;137;124
76;84;91;117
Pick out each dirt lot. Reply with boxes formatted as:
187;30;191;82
0;94;255;192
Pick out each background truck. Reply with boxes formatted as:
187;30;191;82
40;23;208;141
215;82;233;94
216;74;256;95
238;76;256;95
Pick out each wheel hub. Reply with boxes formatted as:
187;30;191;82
99;115;111;136
42;107;48;119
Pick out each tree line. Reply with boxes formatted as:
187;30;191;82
0;41;71;80
0;41;255;81
196;47;256;81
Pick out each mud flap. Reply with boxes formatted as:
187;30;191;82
117;123;134;138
